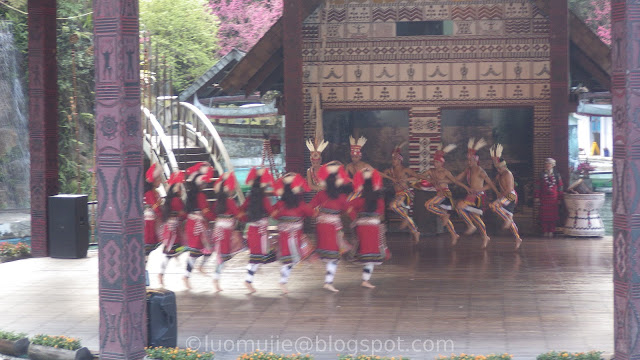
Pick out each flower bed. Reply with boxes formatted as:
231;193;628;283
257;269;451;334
237;352;312;360
338;356;409;360
0;242;31;262
28;334;92;360
0;330;29;357
536;351;602;360
437;354;512;360
146;346;214;360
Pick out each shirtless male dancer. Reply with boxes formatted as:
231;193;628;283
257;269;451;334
489;144;523;250
345;136;373;178
455;138;499;249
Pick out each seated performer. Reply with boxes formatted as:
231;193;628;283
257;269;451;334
347;168;389;289
455;138;499;249
306;138;329;192
211;172;240;292
382;142;429;244
345;136;373;178
158;171;187;287
309;161;351;292
144;163;164;262
271;172;314;294
182;163;215;289
423;144;470;246
489;144;523;250
238;167;276;294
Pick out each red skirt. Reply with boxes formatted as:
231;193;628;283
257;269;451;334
185;213;208;251
247;218;276;264
354;217;386;263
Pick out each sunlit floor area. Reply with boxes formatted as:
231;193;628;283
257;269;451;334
0;232;612;360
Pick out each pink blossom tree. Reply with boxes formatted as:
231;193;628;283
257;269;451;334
585;0;611;45
209;0;283;56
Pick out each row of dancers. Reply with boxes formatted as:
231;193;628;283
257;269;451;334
144;161;389;294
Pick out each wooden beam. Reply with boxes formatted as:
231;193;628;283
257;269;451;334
244;50;283;95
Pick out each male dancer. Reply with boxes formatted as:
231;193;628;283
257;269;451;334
306;138;329;192
455;138;499;249
424;144;470;246
489;144;523;250
345;136;373;177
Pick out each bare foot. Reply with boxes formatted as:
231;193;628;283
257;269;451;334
464;225;477;235
213;279;223;292
323;283;340;292
183;276;191;290
361;281;376;289
158;274;164;287
451;234;460;247
280;283;289;294
514;237;523;251
481;236;491;249
245;281;256;294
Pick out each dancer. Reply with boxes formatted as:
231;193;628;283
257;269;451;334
182;163;215;289
271;173;314;294
345;136;373;178
382;143;428;244
239;167;276;294
489;144;523;250
455;138;499;249
211;172;240;292
348;168;388;289
309;161;351;292
144;163;164;261
158;171;187;287
423;145;470;246
306;138;329;192
534;158;564;237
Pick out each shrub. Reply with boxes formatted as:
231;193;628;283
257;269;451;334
437;354;512;360
146;346;214;360
338;356;409;360
237;352;312;360
0;242;30;258
0;330;27;341
30;335;82;351
536;351;602;360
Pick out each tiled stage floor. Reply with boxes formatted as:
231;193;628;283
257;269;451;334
0;233;612;359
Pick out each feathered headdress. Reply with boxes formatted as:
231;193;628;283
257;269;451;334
306;138;329;162
349;136;367;157
467;138;487;160
195;167;215;186
273;172;310;196
245;167;274;188
167;171;185;187
213;171;237;194
490;144;506;168
146;163;163;183
316;160;350;188
434;144;457;164
186;162;211;182
392;141;408;161
352;168;383;192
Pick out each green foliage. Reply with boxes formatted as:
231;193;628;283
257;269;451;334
146;346;215;360
0;330;27;341
140;0;220;93
338;356;408;360
437;355;512;360
31;335;82;351
237;352;312;360
0;242;30;259
536;351;602;360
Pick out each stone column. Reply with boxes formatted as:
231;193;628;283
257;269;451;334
28;0;58;257
283;0;305;174
549;0;569;184
93;1;146;359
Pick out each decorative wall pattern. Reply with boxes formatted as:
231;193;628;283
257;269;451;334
302;0;553;224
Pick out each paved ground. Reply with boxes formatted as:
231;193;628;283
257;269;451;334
0;232;612;360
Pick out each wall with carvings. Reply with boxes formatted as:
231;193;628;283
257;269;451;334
301;0;552;219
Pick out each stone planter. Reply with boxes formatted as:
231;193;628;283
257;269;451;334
0;337;29;357
563;193;605;237
27;343;93;360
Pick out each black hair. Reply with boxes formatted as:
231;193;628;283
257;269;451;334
216;182;228;214
184;177;202;213
162;185;179;222
326;173;340;199
144;180;154;194
362;179;380;213
282;184;300;209
247;176;267;221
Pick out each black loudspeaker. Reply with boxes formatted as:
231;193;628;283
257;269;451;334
48;194;89;259
147;289;178;347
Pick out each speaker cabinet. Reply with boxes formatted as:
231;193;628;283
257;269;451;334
147;289;178;347
48;194;89;259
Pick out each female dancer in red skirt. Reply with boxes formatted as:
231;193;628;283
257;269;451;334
158;171;187;286
348;168;388;289
211;172;240;292
144;163;163;261
238;167;275;293
309;161;351;292
183;163;215;289
271;172;314;294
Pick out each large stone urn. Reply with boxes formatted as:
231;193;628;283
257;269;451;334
562;193;605;237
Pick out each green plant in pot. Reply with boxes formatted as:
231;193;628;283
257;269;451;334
28;334;92;360
0;330;29;357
